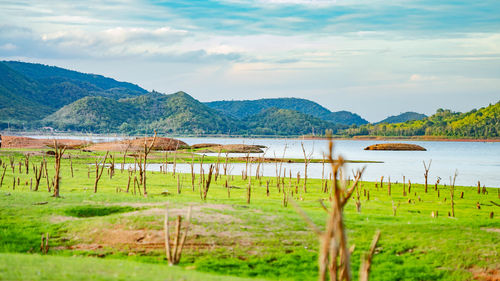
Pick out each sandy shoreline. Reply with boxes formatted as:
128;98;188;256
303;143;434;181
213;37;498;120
2;132;499;144
301;136;500;143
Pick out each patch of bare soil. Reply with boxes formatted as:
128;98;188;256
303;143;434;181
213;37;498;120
222;144;264;153
120;204;241;224
64;204;248;253
191;143;221;149
364;143;426;151
469;267;500;281
1;136;89;149
194;144;266;153
86;137;188;152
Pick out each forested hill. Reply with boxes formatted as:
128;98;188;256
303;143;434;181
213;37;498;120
0;61;146;125
205;98;369;126
43;91;240;135
206;98;331;119
0;61;345;136
242;108;345;136
1;61;497;138
376;112;427;124
3;61;146;94
0;62;53;122
342;102;500;138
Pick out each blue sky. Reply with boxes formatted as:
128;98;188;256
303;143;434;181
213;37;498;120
1;0;499;121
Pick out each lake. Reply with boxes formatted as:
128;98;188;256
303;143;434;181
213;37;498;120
178;138;500;188
26;134;500;187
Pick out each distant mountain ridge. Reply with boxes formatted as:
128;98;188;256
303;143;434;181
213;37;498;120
3;61;147;94
44;91;240;135
0;62;53;122
0;61;363;135
376;112;427;124
343;103;500;138
0;61;146;125
205;98;369;126
242;107;345;136
1;60;497;138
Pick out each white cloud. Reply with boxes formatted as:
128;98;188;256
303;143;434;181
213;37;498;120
38;26;190;57
0;43;17;50
409;74;437;82
256;0;338;5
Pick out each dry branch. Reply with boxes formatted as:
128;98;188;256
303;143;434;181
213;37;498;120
202;164;214;201
359;231;381;281
141;131;157;196
164;205;192;265
423;160;432;193
94;151;109;193
52;140;67;197
294;138;369;281
450;170;458;217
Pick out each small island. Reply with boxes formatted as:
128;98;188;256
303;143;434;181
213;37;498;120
364;143;427;151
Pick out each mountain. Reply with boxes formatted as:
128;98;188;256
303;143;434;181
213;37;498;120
0;61;147;128
326;111;368;126
205;98;331;119
343;102;500;138
43;96;136;133
0;62;53;125
376;112;427;124
144;92;239;135
44;91;239;135
2;60;497;138
3;61;146;94
205;98;368;126
242;107;345;136
448;102;500;137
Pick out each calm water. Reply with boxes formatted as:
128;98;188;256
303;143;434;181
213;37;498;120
25;135;500;187
180;138;500;188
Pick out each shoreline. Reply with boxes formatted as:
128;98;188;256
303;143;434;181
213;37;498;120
300;136;500;143
2;131;500;143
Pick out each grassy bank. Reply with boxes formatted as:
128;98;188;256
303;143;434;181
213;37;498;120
0;148;498;280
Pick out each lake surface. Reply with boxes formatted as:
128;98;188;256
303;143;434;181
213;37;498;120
25;134;500;187
177;138;500;188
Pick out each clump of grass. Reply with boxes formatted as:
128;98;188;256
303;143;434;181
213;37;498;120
64;206;135;218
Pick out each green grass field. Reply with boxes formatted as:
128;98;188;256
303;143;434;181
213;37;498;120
0;148;498;280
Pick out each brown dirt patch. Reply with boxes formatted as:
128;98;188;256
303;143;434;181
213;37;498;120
222;144;264;153
67;206;248;253
191;143;222;149
193;144;265;153
0;136;89;149
364;143;426;151
63;204;248;253
469;267;500;281
86;137;188;152
121;204;241;224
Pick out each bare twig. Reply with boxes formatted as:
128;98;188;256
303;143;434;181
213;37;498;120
94;151;109;193
52;140;67;197
423;160;432;193
359;231;381;281
164;205;192;265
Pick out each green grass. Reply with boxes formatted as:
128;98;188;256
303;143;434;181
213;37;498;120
0;148;499;280
0;253;266;281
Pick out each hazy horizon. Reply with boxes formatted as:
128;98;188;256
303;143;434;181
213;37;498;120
1;0;499;122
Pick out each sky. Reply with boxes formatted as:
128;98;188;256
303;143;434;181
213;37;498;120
1;0;500;122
